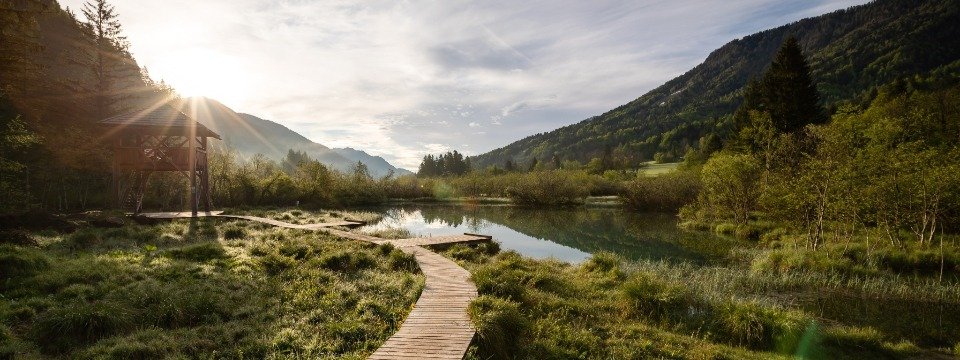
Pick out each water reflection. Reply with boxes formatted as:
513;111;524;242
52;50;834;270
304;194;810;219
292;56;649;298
360;204;738;264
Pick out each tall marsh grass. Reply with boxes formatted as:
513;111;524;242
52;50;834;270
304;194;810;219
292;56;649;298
0;215;423;358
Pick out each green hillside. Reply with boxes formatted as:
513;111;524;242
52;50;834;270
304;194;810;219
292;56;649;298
471;0;960;168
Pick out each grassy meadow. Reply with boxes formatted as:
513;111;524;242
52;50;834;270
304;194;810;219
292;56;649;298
0;211;422;359
436;243;960;359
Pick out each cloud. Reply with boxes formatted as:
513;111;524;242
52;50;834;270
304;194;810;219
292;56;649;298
59;0;868;170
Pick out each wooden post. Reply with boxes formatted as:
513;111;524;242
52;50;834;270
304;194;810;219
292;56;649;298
189;134;197;217
111;136;120;210
201;136;211;212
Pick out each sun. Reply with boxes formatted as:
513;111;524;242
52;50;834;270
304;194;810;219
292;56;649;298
151;48;249;104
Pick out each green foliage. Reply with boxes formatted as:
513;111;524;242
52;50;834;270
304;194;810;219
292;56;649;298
735;36;825;142
470;0;960;173
504;170;590;205
621;169;700;211
456;248;909;359
209;148;387;208
695;153;762;225
418;151;471;177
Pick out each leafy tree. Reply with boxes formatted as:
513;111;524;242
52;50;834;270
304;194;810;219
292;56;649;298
698;153;762;225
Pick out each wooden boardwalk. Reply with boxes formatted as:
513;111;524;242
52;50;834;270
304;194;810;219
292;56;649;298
368;246;477;360
138;212;486;359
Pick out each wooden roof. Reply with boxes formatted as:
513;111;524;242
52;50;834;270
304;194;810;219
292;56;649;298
99;105;221;139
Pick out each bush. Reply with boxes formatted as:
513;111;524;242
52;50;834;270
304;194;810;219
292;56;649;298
622;170;701;212
504;170;589;205
468;295;527;359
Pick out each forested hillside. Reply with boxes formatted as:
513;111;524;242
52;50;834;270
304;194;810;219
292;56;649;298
1;0;174;212
471;0;960;169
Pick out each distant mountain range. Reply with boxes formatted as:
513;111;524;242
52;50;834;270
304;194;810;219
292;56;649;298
179;98;411;177
470;0;960;168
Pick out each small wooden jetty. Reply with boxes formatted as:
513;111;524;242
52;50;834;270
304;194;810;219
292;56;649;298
139;212;489;359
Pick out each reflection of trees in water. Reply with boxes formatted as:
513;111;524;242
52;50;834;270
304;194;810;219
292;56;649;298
412;205;735;263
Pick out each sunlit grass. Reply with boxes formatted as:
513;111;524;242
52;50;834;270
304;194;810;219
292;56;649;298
0;217;423;358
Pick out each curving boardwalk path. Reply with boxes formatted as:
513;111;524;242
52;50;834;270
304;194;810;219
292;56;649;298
140;212;484;360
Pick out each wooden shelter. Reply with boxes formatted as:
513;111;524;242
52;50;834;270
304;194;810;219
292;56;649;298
99;105;221;216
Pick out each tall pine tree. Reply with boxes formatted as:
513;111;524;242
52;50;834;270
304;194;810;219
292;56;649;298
82;0;128;119
736;36;825;136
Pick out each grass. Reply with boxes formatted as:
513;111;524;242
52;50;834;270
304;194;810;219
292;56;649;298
0;212;423;359
435;244;944;359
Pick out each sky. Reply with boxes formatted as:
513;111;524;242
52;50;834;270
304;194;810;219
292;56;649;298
61;0;868;170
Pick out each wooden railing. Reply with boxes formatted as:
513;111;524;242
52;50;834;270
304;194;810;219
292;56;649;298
115;147;206;171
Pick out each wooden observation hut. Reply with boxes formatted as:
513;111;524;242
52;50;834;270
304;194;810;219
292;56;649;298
99;105;221;216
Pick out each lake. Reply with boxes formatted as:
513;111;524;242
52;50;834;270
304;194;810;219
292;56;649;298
357;203;738;264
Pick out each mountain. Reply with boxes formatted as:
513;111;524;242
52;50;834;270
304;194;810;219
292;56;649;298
471;0;960;168
179;98;410;177
332;147;413;176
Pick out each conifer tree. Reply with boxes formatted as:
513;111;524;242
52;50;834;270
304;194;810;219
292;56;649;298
736;36;825;137
81;0;128;119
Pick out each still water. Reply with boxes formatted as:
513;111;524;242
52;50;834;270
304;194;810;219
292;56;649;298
358;204;737;264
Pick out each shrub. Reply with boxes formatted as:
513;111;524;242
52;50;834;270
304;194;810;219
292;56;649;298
468;295;527;359
504;170;589;205
622;170;701;212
